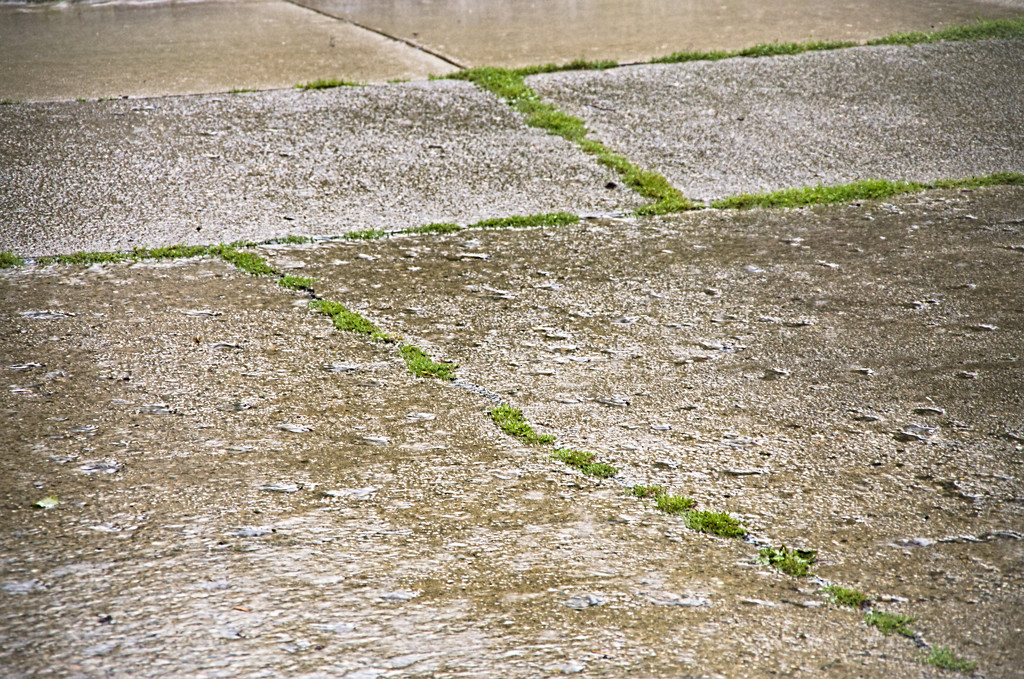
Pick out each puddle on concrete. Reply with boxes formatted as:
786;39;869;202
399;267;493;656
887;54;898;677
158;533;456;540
275;186;1024;675
0;0;456;101
295;0;1024;67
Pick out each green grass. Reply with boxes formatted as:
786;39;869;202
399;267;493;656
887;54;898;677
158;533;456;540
552;448;617;478
711;174;1024;210
399;344;457;380
448;67;695;215
266;235;315;245
865;611;916;637
490;404;555;445
0;98;19;105
686;510;747;538
296;78;362;90
757;546;818;577
0;251;26;268
868;17;1024;46
918;646;978;673
629;484;665;499
228;87;257;94
473;212;579;230
655;493;696;514
216;247;276;275
405;222;463;235
653;40;857;65
512;59;620;77
278;275;316;291
823;584;870;609
343;228;389;241
309;299;391;342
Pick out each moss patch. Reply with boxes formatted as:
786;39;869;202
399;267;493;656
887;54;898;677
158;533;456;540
757;546;817;577
490;404;555;445
399;344;456;380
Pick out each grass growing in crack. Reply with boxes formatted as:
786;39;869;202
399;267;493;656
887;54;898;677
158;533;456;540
296;78;362;90
629;484;665;498
266;235;315;245
686;510;747;538
473;212;578;230
309;300;391;342
278;275;315;291
757;546;817;577
448;67;695;215
490;404;554;445
823;584;869;609
868;17;1024;46
405;222;463;235
0;251;25;268
865;611;916;637
655;493;696;514
343;228;389;241
711;174;1024;210
399;344;456;380
918;646;978;673
216;247;276;276
228;87;257;94
552;448;617;478
653;40;856;65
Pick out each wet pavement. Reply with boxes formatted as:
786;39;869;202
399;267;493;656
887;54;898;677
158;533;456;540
3;6;1024;678
295;0;1024;67
2;187;1023;677
0;0;455;102
529;40;1024;200
0;81;636;256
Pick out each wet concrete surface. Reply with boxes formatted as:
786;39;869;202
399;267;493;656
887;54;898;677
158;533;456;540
529;40;1024;201
294;0;1024;67
0;0;455;103
0;81;637;257
4;188;1020;676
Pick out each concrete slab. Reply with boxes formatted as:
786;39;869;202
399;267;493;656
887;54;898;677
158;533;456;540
0;81;640;256
0;255;914;677
271;185;1024;675
529;40;1024;201
295;0;1024;67
0;0;456;102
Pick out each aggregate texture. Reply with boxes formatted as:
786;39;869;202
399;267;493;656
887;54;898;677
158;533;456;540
293;0;1024;67
0;254;950;678
0;81;638;257
276;186;1024;677
0;0;456;102
528;40;1024;201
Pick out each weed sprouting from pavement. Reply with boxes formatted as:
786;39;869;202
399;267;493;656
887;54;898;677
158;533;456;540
343;229;389;241
406;222;464;235
399;344;457;380
278;275;316;291
552;448;617;477
655;493;696;514
0;251;26;268
490;404;555;445
629;484;666;498
918;646;978;673
868;17;1024;46
686;510;747;538
473;212;578;229
865;611;916;637
757;546;818;576
710;174;1024;210
296;78;362;90
309;299;392;342
823;584;870;609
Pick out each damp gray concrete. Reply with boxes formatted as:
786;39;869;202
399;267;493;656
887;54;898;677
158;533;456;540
0;0;456;102
4;187;1021;676
529;39;1024;201
295;0;1024;67
0;81;638;257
